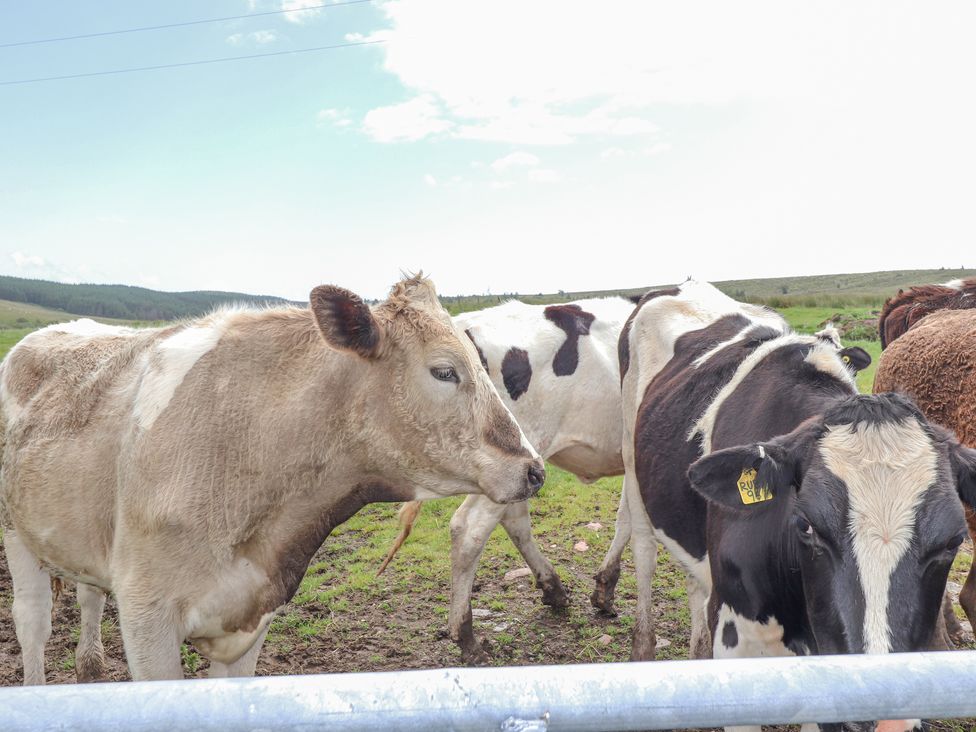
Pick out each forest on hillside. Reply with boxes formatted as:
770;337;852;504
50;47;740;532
0;275;294;321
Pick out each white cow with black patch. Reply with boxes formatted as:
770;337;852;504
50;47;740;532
600;280;976;732
383;296;633;660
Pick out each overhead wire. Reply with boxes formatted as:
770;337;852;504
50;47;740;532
0;39;385;86
0;1;374;49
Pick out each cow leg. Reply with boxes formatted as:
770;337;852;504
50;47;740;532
116;592;184;680
75;583;107;682
5;530;53;685
687;578;711;659
628;473;658;661
592;488;631;616
499;499;568;608
448;494;507;663
208;623;271;678
958;510;976;632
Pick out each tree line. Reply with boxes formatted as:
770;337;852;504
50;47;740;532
0;275;294;322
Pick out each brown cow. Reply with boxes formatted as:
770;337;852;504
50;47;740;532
878;277;976;348
875;308;976;639
0;274;545;683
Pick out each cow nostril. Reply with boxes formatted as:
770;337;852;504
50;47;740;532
527;464;546;491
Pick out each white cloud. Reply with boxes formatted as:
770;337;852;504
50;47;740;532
424;174;437;187
527;169;560;183
251;30;278;44
489;152;539;173
11;251;45;268
600;147;626;160
362;95;454;143
281;0;323;24
317;107;353;128
226;30;278;46
643;142;672;156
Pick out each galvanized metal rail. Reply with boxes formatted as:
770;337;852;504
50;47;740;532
2;651;975;731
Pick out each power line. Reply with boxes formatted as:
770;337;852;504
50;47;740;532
0;0;373;49
0;39;384;86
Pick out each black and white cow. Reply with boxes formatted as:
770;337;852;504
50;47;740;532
604;281;976;732
382;297;635;660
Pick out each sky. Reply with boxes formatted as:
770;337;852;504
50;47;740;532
1;1;975;301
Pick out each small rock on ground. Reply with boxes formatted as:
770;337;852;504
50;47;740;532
472;608;492;618
574;540;589;552
656;637;671;649
598;634;613;646
504;567;533;582
586;522;603;531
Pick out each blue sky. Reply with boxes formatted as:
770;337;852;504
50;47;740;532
2;1;975;301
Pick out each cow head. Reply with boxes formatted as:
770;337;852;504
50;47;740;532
689;392;976;658
310;274;545;504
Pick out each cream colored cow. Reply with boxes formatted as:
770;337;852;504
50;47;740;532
0;274;544;683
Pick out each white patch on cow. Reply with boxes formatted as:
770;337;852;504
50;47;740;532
690;334;829;454
455;296;629;467
653;524;711;590
692;325;752;368
814;324;842;348
184;557;278;664
819;419;937;654
134;321;227;430
42;318;135;337
628;281;786;402
713;603;796;659
804;340;857;389
0;373;22;424
189;610;276;665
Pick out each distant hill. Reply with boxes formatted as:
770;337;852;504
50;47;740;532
0;275;295;323
441;267;976;314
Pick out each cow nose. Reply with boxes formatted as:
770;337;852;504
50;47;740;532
527;462;546;492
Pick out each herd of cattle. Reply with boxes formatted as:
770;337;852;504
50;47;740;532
1;273;975;728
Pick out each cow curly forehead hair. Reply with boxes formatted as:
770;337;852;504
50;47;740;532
377;272;455;341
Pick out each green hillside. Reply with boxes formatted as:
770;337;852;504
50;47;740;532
442;267;976;314
0;275;294;322
0;298;136;330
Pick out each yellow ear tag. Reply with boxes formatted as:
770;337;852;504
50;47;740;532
736;467;773;505
842;354;851;364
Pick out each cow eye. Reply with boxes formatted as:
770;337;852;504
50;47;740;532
946;532;966;552
794;515;815;540
430;366;459;383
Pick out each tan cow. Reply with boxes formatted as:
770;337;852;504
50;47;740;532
0;274;545;683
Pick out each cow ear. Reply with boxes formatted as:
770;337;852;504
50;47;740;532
838;346;872;374
310;285;383;359
950;441;976;509
688;420;821;512
688;442;797;512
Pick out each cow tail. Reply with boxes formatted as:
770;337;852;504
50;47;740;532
376;501;424;576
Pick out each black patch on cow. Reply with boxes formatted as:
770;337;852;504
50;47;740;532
744;324;782;346
633;314;754;561
721;620;738;649
821;391;925;429
501;347;532;400
619;286;681;383
544;304;596;377
464;328;489;374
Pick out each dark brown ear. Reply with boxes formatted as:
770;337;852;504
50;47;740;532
951;441;976;510
310;285;382;359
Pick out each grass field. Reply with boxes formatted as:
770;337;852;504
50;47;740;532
0;289;973;729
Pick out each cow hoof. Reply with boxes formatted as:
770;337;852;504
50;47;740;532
460;640;491;665
590;582;618;616
631;632;657;662
540;579;570;608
